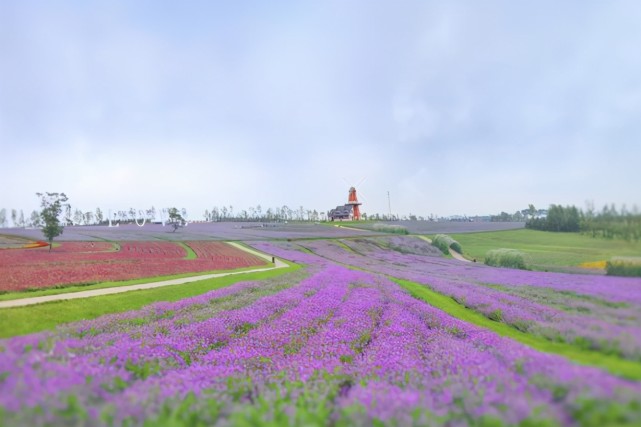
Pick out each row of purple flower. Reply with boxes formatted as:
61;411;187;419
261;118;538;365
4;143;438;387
290;237;641;360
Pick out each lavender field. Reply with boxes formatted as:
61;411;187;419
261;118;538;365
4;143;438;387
0;219;522;242
295;237;641;362
1;235;641;426
0;222;383;242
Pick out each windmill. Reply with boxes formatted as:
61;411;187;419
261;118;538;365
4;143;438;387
343;177;367;221
347;187;363;220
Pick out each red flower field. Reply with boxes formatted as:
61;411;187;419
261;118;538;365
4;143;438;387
0;241;266;292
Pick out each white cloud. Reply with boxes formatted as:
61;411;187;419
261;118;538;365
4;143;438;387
2;1;641;218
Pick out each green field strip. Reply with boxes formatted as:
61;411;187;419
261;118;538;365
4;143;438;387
0;262;300;338
178;242;198;260
450;229;641;269
393;278;641;381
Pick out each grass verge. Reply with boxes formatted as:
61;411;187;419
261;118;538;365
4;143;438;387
450;229;641;271
394;278;641;381
178;242;197;260
0;261;299;338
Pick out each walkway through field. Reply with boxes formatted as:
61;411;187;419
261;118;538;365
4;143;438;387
417;235;470;262
0;242;286;309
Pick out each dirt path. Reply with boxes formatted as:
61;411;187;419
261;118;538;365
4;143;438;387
417;235;470;263
0;243;287;309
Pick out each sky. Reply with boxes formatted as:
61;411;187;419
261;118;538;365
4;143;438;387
1;1;641;220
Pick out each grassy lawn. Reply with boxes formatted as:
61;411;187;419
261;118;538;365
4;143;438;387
0;262;299;338
447;229;641;270
395;278;641;381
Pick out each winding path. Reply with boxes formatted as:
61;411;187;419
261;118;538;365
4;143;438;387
0;242;287;309
417;236;470;262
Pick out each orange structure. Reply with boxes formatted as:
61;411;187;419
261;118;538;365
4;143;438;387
348;187;362;220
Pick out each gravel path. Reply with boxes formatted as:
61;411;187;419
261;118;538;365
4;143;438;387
417;236;470;262
0;242;286;309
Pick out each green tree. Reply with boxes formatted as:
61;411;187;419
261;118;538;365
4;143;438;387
37;192;69;250
528;204;537;220
167;207;186;232
0;208;6;227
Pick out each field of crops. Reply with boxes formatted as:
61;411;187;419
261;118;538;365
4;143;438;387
0;241;266;292
293;237;641;363
1;234;640;426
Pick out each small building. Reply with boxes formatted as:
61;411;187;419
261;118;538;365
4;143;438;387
328;204;355;221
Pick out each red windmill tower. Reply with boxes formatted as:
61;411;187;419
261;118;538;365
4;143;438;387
348;187;362;220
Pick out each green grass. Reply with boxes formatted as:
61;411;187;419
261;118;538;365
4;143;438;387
449;229;641;270
178;242;198;260
394;278;641;381
0;261;299;338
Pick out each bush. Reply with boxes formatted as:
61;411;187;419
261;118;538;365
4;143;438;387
431;234;462;255
606;258;641;277
485;248;528;270
371;223;409;235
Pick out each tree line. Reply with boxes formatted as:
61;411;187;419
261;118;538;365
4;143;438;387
526;203;641;241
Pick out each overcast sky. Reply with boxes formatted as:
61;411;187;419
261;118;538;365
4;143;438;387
2;1;640;219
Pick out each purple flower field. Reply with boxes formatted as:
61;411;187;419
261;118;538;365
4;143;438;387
0;219;522;242
1;236;640;426
0;222;383;242
294;237;641;361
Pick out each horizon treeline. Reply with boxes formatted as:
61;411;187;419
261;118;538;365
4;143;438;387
526;203;641;241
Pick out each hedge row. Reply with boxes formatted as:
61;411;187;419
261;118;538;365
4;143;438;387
432;234;462;255
484;248;528;270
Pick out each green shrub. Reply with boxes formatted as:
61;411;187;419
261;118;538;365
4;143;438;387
432;234;462;255
371;223;409;235
485;248;528;270
606;257;641;277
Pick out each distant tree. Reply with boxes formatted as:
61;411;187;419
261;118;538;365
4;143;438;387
73;208;84;225
29;210;41;228
95;207;104;224
37;192;69;251
167;207;186;232
84;211;94;225
527;204;579;232
19;210;25;227
146;206;156;221
64;204;73;226
491;211;512;222
0;208;6;227
11;209;17;227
